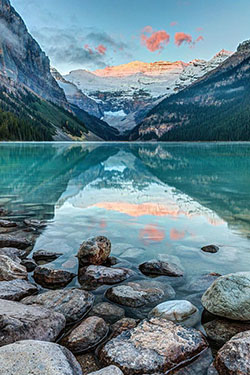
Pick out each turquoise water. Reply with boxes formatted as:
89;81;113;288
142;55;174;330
1;142;250;316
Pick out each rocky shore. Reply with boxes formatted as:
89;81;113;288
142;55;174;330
0;207;249;374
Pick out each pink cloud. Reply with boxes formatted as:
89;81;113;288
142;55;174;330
175;32;193;46
95;44;107;55
196;27;203;32
141;27;170;52
84;44;93;54
195;35;204;43
170;21;177;27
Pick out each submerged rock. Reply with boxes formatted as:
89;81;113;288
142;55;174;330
0;340;82;375
139;259;184;277
24;219;46;228
78;265;133;289
149;300;198;323
188;273;221;293
88;366;124;375
32;250;63;263
77;236;111;266
0;220;17;228
0;255;27;281
201;245;219;253
111;318;139;338
106;282;164;308
0;299;65;346
22;288;94;324
0;234;32;249
202;272;250;321
0;279;38;301
204;319;250;348
33;266;76;288
89;302;125;324
214;330;250;375
99;318;208;374
61;316;109;353
167;348;213;375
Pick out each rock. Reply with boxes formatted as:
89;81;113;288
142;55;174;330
207;365;219;375
24;219;46;228
0;340;82;375
0;255;27;281
149;300;198;323
22;288;94;324
0;247;28;260
99;318;208;374
32;249;63;263
201;245;219;253
21;258;37;272
78;265;133;289
0;208;8;216
61;316;109;354
104;256;119;266
0;279;38;301
0;220;17;228
188;273;221;292
76;353;100;374
33;266;76;288
111;318;138;338
139;259;184;277
89;302;125;324
0;299;65;345
88;366;124;375
202;272;250;321
214;330;250;375
0;234;32;249
77;236;111;266
204;319;250;348
166;348;213;375
106;282;164;308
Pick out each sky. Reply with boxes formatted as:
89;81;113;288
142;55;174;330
12;0;250;74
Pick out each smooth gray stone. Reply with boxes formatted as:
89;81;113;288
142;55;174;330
0;279;38;301
149;300;198;323
0;340;82;375
0;299;66;346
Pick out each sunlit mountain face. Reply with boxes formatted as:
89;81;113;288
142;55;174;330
1;143;250;283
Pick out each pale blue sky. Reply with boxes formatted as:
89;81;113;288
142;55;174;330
12;0;250;74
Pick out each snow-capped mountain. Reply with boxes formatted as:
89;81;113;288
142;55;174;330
63;50;232;133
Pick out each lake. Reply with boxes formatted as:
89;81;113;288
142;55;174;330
1;142;250;324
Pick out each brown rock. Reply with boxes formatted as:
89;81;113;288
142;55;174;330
77;236;111;266
32;250;63;263
139;259;184;277
201;245;219;254
33;266;75;289
111;318;139;338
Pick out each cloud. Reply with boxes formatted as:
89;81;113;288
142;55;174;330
141;27;170;52
85;31;127;52
170;21;177;27
195;35;204;43
175;32;192;46
0;20;24;56
95;44;107;55
196;27;203;32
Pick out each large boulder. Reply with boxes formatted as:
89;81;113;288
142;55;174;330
202;272;250;321
106;282;164;308
78;265;133;289
33;266;76;288
0;279;38;301
139;259;184;277
99;318;208;374
0;299;65;346
149;300;198;324
0;340;82;375
61;316;109;353
214;330;250;375
77;236;111;266
21;288;94;324
0;255;27;281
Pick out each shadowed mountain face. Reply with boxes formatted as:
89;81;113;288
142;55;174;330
131;40;250;141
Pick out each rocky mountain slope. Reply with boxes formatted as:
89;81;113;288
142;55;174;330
130;40;250;141
64;51;232;134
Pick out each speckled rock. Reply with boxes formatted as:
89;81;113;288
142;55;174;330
139;259;184;277
201;245;219;253
32;250;63;263
89;302;125;324
61;316;109;353
88;366;124;375
214;330;250;375
202;272;250;321
149;300;198;323
0;279;38;301
106;282;164;308
0;235;32;249
204;319;250;348
111;318;139;338
78;265;133;289
76;353;99;374
0;340;82;375
207;364;219;375
33;266;76;288
0;299;66;346
77;236;111;266
0;255;27;281
99;318;208;374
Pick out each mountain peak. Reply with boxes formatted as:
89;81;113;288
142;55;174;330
237;39;250;52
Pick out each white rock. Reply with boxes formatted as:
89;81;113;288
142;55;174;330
149;300;198;322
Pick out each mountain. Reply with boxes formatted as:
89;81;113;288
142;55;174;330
65;51;232;134
0;0;115;141
131;41;250;141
